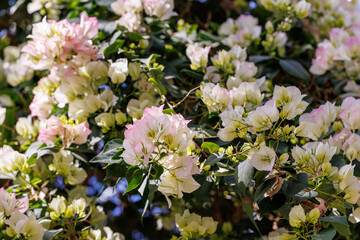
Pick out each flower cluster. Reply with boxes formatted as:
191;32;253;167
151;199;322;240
122;105;200;200
198;44;266;113
310;27;360;93
111;0;176;31
4;0;360;239
48;150;87;185
219;15;262;47
38;116;91;146
308;0;360;38
0;145;29;175
0;188;44;240
0;46;34;87
22;13;121;122
174;209;218;239
261;0;311;31
22;13;98;70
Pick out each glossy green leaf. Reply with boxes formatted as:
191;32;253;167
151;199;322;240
279;59;310;82
105;161;127;180
243;201;261;235
43;229;63;240
319;216;351;236
149;77;167;95
90;139;123;164
203;152;224;166
124;167;144;194
152;164;164;179
103;39;124;55
310;228;336;240
181;69;203;80
286;173;310;196
249;55;272;63
254;177;277;202
235;159;254;193
201;142;220;155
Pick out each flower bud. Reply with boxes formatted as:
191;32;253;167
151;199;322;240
279;153;289;164
82;61;109;80
279;21;291;31
277;0;290;10
265;21;274;33
6;227;16;237
222;221;232;234
295;0;311;18
95;113;116;133
289;205;306;227
280;234;297;240
333;121;343;132
115;111;127;125
3;46;20;62
186;43;211;70
322;162;332;175
139;39;149;49
16;116;36;139
128;62;141;80
225;146;234;156
261;0;274;9
108;59;129;84
64;205;74;218
307;208;320;224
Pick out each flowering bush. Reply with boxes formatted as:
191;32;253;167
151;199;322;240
2;0;360;239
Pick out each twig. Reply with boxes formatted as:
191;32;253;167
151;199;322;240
173;86;200;108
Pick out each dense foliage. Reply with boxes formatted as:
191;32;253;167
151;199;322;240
1;0;360;239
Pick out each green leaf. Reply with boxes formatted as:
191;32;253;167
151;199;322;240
198;30;223;42
242;201;262;236
27;155;38;165
124;167;144;194
0;107;15;141
181;69;203;80
319;216;351;236
124;31;143;41
163;108;176;115
254;171;269;186
329;198;351;215
25;141;46;159
192;175;213;200
249;55;272;63
286;173;310;196
103;39;125;56
105;161;127;180
294;190;318;201
257;194;286;213
43;229;63;240
152;164;164;179
141;182;157;222
279;59;310;82
254;177;277;202
203;152;224;166
90;139;123;164
149;77;167;95
316;183;337;202
201;142;220;155
235;159;255;193
310;228;336;240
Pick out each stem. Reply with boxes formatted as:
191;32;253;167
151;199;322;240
173;86;200;108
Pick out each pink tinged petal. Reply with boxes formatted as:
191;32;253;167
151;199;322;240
72;121;92;145
16;196;29;213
